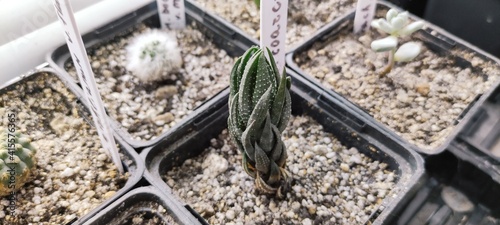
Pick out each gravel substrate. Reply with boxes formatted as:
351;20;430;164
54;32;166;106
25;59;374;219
163;115;396;225
193;0;356;48
293;19;500;151
66;22;235;142
0;73;129;224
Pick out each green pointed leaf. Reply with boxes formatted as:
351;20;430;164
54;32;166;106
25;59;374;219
259;114;274;153
277;144;287;168
277;89;291;132
242;155;256;178
242;120;256;162
270;68;288;124
254;143;270;173
252;51;273;107
267;161;281;185
265;47;280;83
270;125;283;161
230;56;243;101
238;49;263;125
247;86;272;127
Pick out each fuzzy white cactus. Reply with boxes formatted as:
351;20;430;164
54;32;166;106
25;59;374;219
126;30;183;82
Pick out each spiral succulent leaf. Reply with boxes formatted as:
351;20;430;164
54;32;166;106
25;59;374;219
0;130;36;196
228;46;291;198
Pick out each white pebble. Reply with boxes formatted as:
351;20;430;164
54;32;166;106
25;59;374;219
340;163;349;171
61;168;74;177
226;210;236;220
302;218;312;225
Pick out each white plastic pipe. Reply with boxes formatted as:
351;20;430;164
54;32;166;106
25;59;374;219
0;0;153;85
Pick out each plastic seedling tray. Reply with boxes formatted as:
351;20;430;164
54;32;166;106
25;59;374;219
285;1;500;155
141;71;425;224
0;68;144;225
392;151;500;224
82;186;203;225
47;1;254;151
451;81;500;182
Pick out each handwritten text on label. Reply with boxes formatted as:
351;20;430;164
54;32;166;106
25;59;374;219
157;0;186;29
353;0;376;33
260;0;288;71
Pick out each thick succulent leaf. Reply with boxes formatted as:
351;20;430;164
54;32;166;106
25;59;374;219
271;68;288;125
242;121;257;162
399;21;424;36
247;86;272;128
371;19;393;34
254;143;270;173
259;114;274;153
230;56;243;101
386;9;399;23
238;48;263;125
265;47;280;84
371;36;398;52
277;89;291;132
242;155;256;178
390;13;407;31
394;42;421;62
228;94;244;153
270;125;283;161
253;51;273;107
277;144;287;168
267;161;281;185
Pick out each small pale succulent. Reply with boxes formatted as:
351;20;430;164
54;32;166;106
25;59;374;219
228;46;291;198
0;130;36;196
370;8;425;76
126;29;183;82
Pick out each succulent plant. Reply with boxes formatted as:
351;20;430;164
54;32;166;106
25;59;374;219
370;8;425;76
0;130;36;196
126;29;183;83
228;46;292;198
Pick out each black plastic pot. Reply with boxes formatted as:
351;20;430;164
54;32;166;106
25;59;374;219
423;0;500;59
286;1;500;156
82;185;203;225
0;68;145;225
141;70;425;224
46;1;254;151
451;82;500;183
392;150;500;224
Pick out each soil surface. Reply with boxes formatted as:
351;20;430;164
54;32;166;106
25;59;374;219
192;0;356;48
163;115;397;225
0;72;129;224
66;22;235;142
293;14;500;151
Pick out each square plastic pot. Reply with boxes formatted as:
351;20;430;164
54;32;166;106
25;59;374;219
286;1;500;156
393;150;500;224
141;71;425;224
46;1;254;151
0;67;145;225
451;82;500;183
82;185;204;225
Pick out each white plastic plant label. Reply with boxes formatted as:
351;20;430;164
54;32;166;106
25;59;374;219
353;0;377;33
260;0;288;71
52;0;124;173
156;0;186;29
